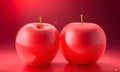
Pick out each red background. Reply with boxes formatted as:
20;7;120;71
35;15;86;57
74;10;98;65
0;0;120;46
0;0;120;72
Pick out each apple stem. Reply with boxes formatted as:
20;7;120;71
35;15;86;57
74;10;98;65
39;16;42;29
80;14;83;24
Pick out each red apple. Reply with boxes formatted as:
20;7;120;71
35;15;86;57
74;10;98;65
60;15;106;65
16;18;59;66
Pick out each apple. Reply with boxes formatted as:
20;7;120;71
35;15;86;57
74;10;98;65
60;15;106;65
16;17;59;66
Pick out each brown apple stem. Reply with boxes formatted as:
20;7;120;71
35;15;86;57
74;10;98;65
80;14;83;24
39;16;42;29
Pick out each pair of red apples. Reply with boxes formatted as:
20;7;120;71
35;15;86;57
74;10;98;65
16;15;106;66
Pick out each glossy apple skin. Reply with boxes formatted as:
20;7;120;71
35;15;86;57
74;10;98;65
60;22;106;65
16;23;59;66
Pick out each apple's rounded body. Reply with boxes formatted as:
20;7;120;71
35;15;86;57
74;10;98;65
60;23;106;65
16;23;59;66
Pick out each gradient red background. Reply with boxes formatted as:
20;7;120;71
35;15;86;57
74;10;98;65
0;0;120;46
0;0;120;72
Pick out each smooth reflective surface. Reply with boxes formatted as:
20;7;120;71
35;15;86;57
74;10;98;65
0;45;120;72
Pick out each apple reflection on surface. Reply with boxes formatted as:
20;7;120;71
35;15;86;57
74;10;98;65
64;63;102;72
24;63;102;72
64;63;120;72
23;63;65;72
23;65;53;72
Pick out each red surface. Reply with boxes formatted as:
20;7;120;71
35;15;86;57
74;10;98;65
0;45;120;72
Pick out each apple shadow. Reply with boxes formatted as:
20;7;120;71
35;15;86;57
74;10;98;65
64;63;120;72
22;62;120;72
23;64;53;72
64;63;102;72
23;62;66;72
